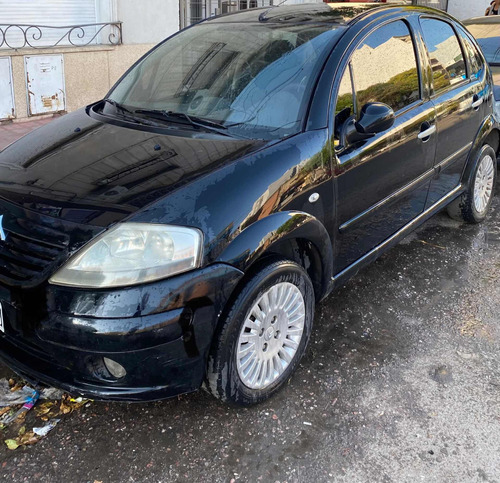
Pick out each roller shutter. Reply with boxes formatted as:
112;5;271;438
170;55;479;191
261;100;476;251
0;0;98;48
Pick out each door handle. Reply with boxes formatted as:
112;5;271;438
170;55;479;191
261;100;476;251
417;124;436;140
472;96;483;109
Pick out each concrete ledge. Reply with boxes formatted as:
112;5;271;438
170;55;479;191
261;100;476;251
2;44;118;58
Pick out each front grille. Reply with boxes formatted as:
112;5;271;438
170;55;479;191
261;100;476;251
0;228;66;285
0;198;100;288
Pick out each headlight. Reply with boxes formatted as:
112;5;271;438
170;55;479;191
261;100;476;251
49;223;202;288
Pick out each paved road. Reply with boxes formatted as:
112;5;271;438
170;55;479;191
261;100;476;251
0;118;54;151
1;192;499;482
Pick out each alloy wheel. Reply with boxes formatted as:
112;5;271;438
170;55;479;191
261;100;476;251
473;154;495;214
236;282;305;389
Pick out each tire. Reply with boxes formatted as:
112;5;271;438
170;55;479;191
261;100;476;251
206;258;315;406
447;144;497;223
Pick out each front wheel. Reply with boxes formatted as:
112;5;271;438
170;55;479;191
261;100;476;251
206;259;315;406
447;144;497;223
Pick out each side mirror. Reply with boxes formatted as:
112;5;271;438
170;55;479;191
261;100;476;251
343;102;395;146
356;102;395;135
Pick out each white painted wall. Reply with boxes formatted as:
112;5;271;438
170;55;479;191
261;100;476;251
116;0;180;45
448;0;491;20
0;57;15;120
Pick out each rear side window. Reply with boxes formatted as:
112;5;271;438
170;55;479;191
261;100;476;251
350;20;420;113
459;31;485;81
420;18;466;95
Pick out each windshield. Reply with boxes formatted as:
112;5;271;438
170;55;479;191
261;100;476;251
107;21;341;140
466;22;500;65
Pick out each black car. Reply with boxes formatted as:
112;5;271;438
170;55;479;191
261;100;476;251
0;4;497;406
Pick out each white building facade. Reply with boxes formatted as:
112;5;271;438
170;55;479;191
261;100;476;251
410;0;492;19
0;0;184;122
0;0;480;123
447;0;491;20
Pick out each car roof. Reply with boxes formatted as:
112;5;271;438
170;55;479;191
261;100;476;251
206;2;452;26
208;2;388;25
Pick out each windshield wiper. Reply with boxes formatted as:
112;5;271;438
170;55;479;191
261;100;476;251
134;109;233;133
169;111;228;130
102;99;162;126
103;98;135;115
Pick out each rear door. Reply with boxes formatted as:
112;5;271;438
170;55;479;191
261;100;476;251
333;19;437;272
419;17;487;206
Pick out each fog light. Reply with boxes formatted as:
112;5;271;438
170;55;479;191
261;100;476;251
103;358;127;379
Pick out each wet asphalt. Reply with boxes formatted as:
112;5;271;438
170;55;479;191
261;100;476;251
0;191;499;483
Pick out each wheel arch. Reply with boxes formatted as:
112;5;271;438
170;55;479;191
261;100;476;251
217;211;333;302
483;128;500;155
463;116;499;184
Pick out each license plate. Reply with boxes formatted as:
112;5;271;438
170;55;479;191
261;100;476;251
0;303;4;333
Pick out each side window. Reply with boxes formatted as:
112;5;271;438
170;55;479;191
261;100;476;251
350;20;420;114
420;18;466;95
335;67;354;117
334;67;355;142
460;31;485;81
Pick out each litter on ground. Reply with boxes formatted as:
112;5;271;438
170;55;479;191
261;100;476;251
0;379;37;407
0;377;91;450
33;419;61;437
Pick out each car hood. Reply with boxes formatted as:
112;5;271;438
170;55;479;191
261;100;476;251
0;108;267;227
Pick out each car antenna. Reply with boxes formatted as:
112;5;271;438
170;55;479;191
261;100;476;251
259;0;288;22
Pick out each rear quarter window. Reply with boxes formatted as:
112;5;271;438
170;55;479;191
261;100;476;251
458;28;485;81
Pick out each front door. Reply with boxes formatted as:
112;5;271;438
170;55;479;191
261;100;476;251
420;18;488;206
333;20;437;272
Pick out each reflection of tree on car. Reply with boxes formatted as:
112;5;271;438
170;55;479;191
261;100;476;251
336;67;419;115
356;67;419;111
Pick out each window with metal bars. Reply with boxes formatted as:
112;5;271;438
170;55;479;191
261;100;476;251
411;0;448;11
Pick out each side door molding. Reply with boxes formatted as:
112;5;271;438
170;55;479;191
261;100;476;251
435;142;473;173
338;166;436;233
332;184;463;288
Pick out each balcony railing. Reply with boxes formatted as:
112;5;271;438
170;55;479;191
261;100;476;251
0;22;122;50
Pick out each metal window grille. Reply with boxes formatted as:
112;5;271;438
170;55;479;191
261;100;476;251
180;0;274;28
0;22;122;50
411;0;448;11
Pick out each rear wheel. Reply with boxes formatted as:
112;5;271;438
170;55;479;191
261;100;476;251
206;259;314;406
447;144;497;223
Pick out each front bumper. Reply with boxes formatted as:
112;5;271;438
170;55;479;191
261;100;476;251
0;263;243;402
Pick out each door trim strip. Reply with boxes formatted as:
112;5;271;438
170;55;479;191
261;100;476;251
339;167;435;233
435;142;472;172
333;184;463;282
